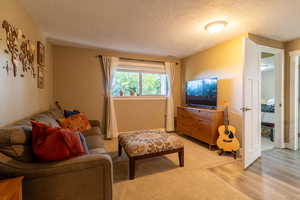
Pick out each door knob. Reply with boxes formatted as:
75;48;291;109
241;107;252;112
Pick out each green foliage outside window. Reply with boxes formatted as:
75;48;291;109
112;70;167;96
112;71;139;96
142;73;164;95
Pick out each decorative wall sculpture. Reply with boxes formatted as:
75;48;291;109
37;66;45;89
1;20;36;78
2;20;19;77
37;41;45;66
19;40;36;77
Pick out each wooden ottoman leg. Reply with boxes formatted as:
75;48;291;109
118;141;122;156
178;149;184;167
129;157;135;180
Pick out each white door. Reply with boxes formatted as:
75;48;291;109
242;38;261;168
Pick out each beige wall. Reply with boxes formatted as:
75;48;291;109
181;35;245;139
0;0;53;126
53;45;181;132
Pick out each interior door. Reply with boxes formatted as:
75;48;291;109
242;38;261;169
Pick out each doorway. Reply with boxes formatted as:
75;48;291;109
260;52;276;151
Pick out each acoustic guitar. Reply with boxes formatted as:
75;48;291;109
217;106;240;158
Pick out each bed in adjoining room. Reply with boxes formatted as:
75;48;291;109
261;98;275;143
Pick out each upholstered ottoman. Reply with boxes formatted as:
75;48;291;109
118;130;184;179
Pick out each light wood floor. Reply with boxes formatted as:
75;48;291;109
209;149;300;200
105;134;300;200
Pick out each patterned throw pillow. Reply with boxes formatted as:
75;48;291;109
58;113;91;133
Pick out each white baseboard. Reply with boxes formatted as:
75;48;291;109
285;142;298;150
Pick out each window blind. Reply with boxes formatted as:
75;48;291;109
117;59;165;73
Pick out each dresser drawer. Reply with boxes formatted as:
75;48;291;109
176;107;224;148
178;108;213;121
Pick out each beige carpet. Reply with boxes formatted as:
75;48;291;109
104;134;251;200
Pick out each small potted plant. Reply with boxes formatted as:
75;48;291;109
130;90;135;96
119;90;124;96
129;87;136;96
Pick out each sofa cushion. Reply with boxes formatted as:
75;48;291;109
82;127;102;137
0;145;34;162
31;112;60;128
49;107;64;120
13;119;32;130
0;127;34;162
89;148;106;154
85;135;105;150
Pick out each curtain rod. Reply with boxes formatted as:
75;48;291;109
96;55;179;65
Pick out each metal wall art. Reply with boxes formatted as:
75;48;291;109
37;66;45;89
1;20;36;78
37;41;45;66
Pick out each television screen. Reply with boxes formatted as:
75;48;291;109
186;78;217;108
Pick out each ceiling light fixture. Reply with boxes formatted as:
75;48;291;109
205;20;228;33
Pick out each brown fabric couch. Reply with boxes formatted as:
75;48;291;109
0;108;113;200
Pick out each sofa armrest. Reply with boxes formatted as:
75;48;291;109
0;153;112;179
89;120;101;128
0;153;113;200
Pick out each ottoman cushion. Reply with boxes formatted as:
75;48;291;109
118;130;183;157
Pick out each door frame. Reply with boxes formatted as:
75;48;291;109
289;50;300;150
258;45;285;149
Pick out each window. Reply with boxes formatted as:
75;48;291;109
112;70;167;97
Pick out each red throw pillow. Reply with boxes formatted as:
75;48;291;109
31;121;85;162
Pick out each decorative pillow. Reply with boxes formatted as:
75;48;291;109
64;110;80;118
31;121;85;162
58;113;91;133
79;133;90;154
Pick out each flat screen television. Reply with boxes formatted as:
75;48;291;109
186;78;217;109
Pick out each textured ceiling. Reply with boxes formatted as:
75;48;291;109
20;0;300;58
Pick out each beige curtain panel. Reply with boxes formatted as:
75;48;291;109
100;56;119;138
165;62;175;132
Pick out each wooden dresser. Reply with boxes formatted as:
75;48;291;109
176;106;224;149
0;176;23;200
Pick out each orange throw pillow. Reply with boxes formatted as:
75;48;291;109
58;113;91;132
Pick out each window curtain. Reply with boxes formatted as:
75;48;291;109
165;62;176;132
100;56;119;138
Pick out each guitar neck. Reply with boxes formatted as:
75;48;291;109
224;107;229;131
